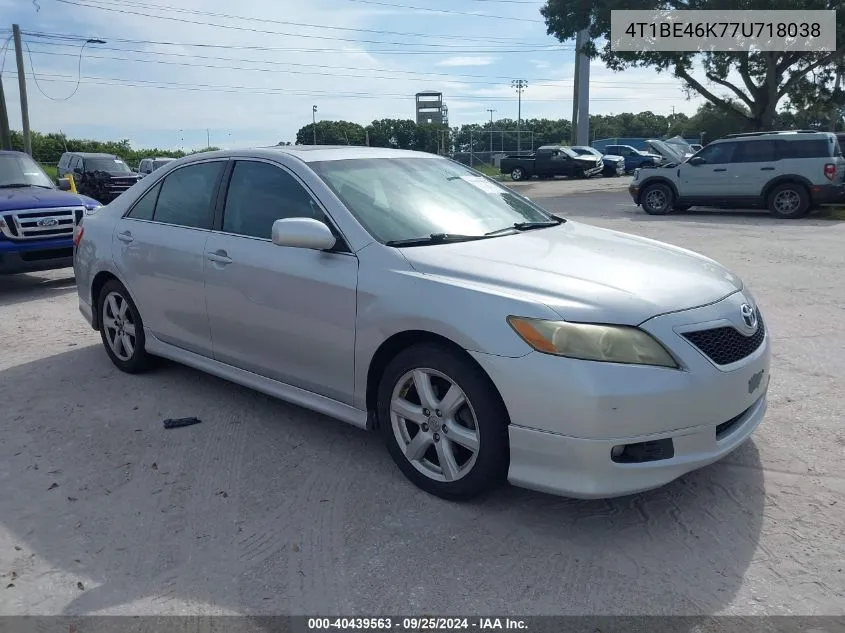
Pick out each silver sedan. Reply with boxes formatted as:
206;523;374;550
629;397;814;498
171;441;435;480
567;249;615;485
73;146;770;501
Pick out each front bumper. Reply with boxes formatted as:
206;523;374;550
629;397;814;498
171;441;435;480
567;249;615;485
583;164;603;177
629;182;641;203
470;292;771;499
0;239;73;275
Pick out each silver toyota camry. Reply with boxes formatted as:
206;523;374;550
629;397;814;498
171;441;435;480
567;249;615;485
73;146;770;501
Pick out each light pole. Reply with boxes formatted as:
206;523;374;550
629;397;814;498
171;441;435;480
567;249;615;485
486;108;496;154
312;105;318;145
511;80;527;154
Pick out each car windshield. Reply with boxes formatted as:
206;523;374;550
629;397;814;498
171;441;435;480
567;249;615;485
86;157;131;172
0;153;54;188
559;147;579;158
311;157;556;243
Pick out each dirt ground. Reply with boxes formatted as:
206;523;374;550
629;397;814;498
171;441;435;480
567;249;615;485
1;185;843;617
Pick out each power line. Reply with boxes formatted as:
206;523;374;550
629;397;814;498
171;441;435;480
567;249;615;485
22;30;566;55
342;0;545;22
50;0;549;49
44;0;543;44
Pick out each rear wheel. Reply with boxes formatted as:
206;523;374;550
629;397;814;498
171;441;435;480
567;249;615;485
377;344;509;501
767;183;810;219
641;183;675;215
510;167;526;181
97;279;155;374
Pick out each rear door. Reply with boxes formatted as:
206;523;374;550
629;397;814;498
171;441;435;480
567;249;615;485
111;159;227;357
730;139;779;198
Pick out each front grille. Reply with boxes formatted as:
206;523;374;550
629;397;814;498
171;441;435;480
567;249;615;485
0;206;83;241
683;312;766;366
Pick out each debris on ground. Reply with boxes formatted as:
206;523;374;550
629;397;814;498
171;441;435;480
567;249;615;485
76;582;84;591
162;417;202;429
47;483;58;491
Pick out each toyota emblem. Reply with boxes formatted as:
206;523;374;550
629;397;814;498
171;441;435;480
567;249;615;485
740;304;757;329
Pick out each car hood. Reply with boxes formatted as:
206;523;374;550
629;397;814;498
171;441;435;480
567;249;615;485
399;221;742;325
601;154;624;161
574;155;601;164
0;187;101;211
645;138;691;164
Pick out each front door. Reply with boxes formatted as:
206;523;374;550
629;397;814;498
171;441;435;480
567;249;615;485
111;159;227;357
679;141;739;199
204;159;359;404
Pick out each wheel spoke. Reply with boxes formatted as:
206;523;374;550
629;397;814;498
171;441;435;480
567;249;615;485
391;398;427;426
122;322;136;337
445;421;479;453
405;432;432;462
435;440;460;481
412;369;438;410
121;334;135;357
106;295;119;319
113;333;125;357
438;384;465;418
103;316;117;331
117;297;129;319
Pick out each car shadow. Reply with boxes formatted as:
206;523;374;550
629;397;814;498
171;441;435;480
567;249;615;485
0;269;77;308
1;346;765;621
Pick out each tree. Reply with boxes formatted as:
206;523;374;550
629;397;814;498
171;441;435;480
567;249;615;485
541;0;845;131
295;120;366;145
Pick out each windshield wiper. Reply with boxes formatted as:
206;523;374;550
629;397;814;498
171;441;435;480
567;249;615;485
385;233;490;247
484;218;564;236
0;183;52;189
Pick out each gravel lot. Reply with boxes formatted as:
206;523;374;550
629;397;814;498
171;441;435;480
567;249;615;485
1;181;843;617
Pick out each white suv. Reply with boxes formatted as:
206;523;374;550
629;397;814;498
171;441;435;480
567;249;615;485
629;131;845;219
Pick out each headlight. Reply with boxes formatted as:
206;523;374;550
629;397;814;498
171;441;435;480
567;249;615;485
507;317;678;368
633;168;640;179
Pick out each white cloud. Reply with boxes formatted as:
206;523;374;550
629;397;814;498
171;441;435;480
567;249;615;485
436;56;497;68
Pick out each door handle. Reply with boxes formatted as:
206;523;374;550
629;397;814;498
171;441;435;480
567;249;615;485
117;231;134;243
761;167;775;171
713;168;727;172
207;251;233;265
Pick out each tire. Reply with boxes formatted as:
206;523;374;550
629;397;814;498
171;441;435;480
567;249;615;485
641;183;675;215
574;169;585;179
97;279;155;374
510;167;526;181
767;183;810;219
377;343;510;501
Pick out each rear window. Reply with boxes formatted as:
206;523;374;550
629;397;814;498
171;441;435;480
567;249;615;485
779;139;831;159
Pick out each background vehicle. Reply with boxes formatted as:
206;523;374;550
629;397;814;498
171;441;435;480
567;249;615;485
74;147;769;503
1;151;101;274
57;152;142;203
570;146;625;176
499;145;603;181
629;130;845;218
138;157;176;176
600;144;663;173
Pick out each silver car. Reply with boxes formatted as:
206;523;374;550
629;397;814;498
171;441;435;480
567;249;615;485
73;146;770;501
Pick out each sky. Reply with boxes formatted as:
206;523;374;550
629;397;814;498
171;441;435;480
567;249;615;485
0;0;709;152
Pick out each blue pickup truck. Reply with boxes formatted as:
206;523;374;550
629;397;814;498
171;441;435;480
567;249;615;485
1;150;102;275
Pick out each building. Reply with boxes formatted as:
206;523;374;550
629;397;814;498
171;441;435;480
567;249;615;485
415;91;448;126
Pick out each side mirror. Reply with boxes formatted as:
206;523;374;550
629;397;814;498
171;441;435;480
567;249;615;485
271;217;336;251
57;178;71;191
687;156;706;166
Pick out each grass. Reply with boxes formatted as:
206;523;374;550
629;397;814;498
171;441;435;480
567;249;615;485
818;206;845;220
474;163;509;181
40;163;58;180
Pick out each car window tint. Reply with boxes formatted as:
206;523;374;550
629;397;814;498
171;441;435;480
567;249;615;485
222;161;324;239
153;161;223;229
127;182;161;220
734;140;777;163
697;142;736;164
779;139;829;159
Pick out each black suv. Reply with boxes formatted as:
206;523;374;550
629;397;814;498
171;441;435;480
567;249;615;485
57;152;142;203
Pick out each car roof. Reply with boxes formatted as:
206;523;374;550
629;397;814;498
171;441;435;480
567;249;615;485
73;152;119;158
718;130;835;142
0;150;30;156
174;145;444;164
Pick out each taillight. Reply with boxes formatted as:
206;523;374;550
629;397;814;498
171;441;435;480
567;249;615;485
824;163;836;181
73;223;84;246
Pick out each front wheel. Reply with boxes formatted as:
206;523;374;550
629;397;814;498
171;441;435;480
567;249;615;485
377;344;510;501
510;167;526;181
97;279;155;373
767;183;810;219
641;183;675;215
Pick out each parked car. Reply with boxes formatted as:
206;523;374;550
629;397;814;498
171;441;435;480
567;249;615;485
138;157;176;176
57;152;143;203
74;147;770;501
689;143;703;153
600;144;663;172
0;150;101;274
629;130;845;218
570;146;625;176
500;145;603;181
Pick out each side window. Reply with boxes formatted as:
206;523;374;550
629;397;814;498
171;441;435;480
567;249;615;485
696;142;737;165
222;161;324;240
153;161;224;230
734;140;777;163
779;139;829;159
126;182;161;221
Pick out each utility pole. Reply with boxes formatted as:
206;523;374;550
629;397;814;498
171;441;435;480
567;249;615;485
573;29;590;146
0;75;11;150
206;129;210;149
365;129;370;146
511;79;527;154
486;108;496;154
12;25;31;156
312;105;318;145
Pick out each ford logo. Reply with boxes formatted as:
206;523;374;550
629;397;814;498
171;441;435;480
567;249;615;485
37;218;60;227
